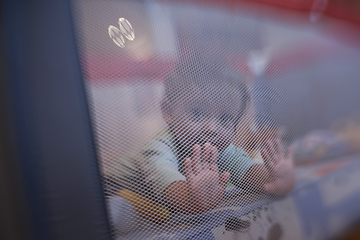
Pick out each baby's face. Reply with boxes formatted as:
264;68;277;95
167;84;244;154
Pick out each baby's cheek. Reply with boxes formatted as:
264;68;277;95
174;122;202;140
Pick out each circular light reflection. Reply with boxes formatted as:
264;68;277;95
119;18;135;41
108;25;125;48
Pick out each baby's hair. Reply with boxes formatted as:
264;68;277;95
163;58;250;122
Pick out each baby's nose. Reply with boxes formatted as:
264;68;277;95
204;118;220;133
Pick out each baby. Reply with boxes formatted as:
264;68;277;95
112;60;295;217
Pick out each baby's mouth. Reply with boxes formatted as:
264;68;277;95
197;138;221;149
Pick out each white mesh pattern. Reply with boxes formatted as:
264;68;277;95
71;0;360;239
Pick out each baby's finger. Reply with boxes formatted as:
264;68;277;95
285;147;294;161
192;144;202;174
202;143;212;170
185;158;194;181
264;140;275;162
264;178;294;196
276;138;284;156
220;171;231;188
264;181;281;195
264;140;273;161
271;138;286;166
209;146;218;171
269;140;278;158
261;149;275;173
261;147;269;161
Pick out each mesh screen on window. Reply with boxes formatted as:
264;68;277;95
72;0;360;239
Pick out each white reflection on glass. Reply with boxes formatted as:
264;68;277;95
119;18;135;41
248;49;271;76
108;25;125;48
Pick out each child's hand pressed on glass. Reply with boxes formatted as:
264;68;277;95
164;139;294;214
185;143;230;213
261;138;295;195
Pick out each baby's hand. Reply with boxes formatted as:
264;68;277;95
185;143;230;213
261;138;295;196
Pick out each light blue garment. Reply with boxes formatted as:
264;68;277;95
218;143;259;187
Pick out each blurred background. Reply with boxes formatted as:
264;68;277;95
71;0;360;239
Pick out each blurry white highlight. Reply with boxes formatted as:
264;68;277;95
108;25;125;48
119;18;135;41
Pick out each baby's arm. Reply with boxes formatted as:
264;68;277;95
242;138;295;195
164;143;230;214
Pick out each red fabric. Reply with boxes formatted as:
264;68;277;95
166;0;360;25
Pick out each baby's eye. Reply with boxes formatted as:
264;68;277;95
191;109;203;118
220;114;233;124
